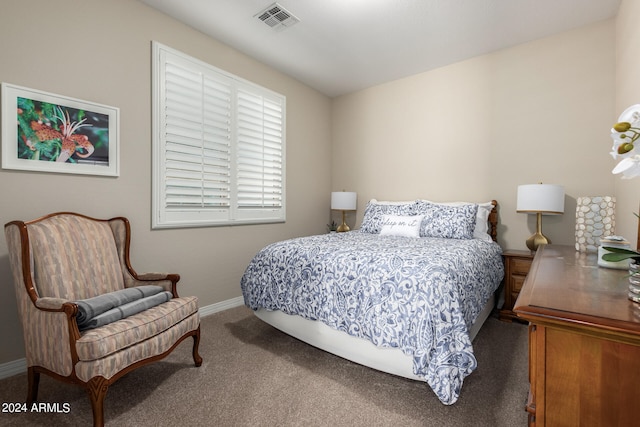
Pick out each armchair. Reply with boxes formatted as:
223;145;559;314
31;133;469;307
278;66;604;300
4;212;202;427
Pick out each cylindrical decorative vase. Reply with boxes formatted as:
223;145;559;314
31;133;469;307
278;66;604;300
629;262;640;303
575;196;616;253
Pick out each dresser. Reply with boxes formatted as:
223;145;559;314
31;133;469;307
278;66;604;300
514;244;640;427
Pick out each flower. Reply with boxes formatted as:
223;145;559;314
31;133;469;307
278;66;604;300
602;105;640;263
610;104;640;178
612;155;640;178
28;106;94;163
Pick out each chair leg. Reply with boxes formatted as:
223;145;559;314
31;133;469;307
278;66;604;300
86;376;109;427
192;327;203;367
26;367;40;405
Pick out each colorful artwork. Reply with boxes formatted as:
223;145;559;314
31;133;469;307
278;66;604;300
17;98;109;165
2;83;119;176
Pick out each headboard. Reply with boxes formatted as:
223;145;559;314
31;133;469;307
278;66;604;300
489;200;498;242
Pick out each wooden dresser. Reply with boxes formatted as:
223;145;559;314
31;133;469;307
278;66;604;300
514;244;640;427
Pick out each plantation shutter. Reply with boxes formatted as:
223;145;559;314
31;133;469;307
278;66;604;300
163;62;232;209
152;42;286;228
236;88;284;214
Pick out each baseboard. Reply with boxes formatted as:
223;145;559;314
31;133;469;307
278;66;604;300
0;296;246;380
199;295;245;317
0;358;27;380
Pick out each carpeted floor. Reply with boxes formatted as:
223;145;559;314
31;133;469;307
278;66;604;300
0;306;529;427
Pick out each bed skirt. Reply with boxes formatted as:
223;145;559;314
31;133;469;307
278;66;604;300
254;293;496;382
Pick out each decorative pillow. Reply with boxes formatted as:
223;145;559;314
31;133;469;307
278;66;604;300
360;199;418;234
379;215;423;238
419;200;494;241
416;201;478;239
474;202;494;241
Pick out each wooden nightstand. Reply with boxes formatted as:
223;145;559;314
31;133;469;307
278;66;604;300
499;249;534;322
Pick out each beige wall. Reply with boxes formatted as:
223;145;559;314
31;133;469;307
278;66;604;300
332;19;617;251
0;0;332;363
615;0;640;247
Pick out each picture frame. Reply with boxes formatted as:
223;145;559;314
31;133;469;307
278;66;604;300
1;82;119;176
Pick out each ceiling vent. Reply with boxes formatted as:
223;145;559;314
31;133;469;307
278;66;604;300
255;3;300;31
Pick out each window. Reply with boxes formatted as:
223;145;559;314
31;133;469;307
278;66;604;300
152;42;286;228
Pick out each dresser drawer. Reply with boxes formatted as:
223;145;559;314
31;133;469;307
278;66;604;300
512;274;526;292
511;258;532;275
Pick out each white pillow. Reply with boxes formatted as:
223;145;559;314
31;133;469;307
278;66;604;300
367;198;415;205
474;202;494;241
379;214;423;238
360;199;418;234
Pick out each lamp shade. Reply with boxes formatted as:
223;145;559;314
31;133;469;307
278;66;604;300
516;184;564;214
331;191;357;210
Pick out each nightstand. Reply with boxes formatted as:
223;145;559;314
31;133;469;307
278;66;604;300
499;249;534;322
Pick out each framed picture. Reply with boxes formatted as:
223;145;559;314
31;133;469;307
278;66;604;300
1;82;119;176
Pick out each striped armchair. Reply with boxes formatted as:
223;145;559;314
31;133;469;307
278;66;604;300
4;212;202;427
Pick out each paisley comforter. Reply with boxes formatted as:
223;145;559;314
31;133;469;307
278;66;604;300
240;231;504;404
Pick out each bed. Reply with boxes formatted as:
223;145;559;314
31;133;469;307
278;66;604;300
241;199;504;405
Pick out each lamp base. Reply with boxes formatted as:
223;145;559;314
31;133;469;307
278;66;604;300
525;211;551;252
526;232;550;252
337;210;350;232
337;223;350;233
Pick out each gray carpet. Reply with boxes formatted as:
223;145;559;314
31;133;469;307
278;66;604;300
0;306;529;426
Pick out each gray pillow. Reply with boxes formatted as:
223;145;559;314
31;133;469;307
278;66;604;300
416;201;478;239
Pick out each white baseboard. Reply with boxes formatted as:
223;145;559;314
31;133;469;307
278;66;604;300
0;358;27;380
198;295;245;317
0;296;246;380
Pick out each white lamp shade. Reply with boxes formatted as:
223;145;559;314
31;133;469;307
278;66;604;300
331;191;357;210
517;184;564;214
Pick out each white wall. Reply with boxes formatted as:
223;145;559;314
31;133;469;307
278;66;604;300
332;19;617;251
0;0;332;364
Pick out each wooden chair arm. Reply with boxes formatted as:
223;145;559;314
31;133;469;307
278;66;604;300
35;297;72;311
129;273;180;297
136;272;180;282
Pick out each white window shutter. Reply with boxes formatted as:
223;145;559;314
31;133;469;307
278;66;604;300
152;42;285;228
163;61;232;209
236;89;284;210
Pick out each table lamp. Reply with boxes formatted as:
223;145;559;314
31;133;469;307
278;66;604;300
517;183;565;251
331;191;357;232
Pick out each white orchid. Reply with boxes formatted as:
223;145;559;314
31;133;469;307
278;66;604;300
601;105;640;264
610;131;632;160
612;154;640;179
610;104;640;177
618;104;640;125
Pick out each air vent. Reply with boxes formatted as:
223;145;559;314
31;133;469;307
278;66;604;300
255;3;300;31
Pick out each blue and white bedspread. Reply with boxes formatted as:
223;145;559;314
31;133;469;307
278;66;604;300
240;232;504;404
